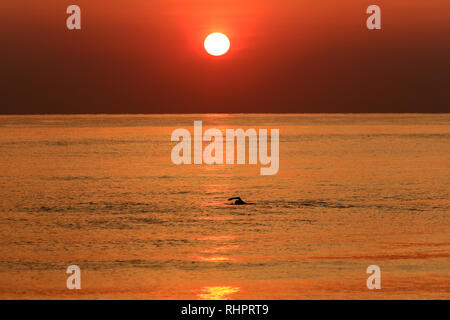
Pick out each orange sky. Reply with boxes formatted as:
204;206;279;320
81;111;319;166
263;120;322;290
1;0;449;113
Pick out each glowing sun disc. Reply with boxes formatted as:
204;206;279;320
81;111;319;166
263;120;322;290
204;33;230;56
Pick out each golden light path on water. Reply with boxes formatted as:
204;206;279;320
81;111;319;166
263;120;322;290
197;286;241;300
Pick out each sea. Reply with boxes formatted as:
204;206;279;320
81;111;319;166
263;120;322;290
0;114;448;299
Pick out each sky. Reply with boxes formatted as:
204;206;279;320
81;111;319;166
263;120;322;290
0;0;449;114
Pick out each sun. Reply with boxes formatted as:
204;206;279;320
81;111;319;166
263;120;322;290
204;33;230;56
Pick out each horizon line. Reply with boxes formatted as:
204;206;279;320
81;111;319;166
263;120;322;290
1;112;449;116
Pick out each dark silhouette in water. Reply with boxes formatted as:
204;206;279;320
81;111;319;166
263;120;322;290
228;197;248;205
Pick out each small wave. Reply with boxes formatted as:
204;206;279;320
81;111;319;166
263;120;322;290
275;199;356;209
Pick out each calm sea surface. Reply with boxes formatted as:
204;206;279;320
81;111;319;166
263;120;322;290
0;114;449;299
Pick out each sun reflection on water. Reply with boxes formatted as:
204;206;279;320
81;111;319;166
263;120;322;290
200;245;239;253
197;286;240;300
196;256;231;262
197;235;236;241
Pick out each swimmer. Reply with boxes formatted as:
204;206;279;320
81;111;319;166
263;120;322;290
228;197;248;205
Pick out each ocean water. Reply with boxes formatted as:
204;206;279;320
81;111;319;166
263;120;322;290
0;114;449;299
